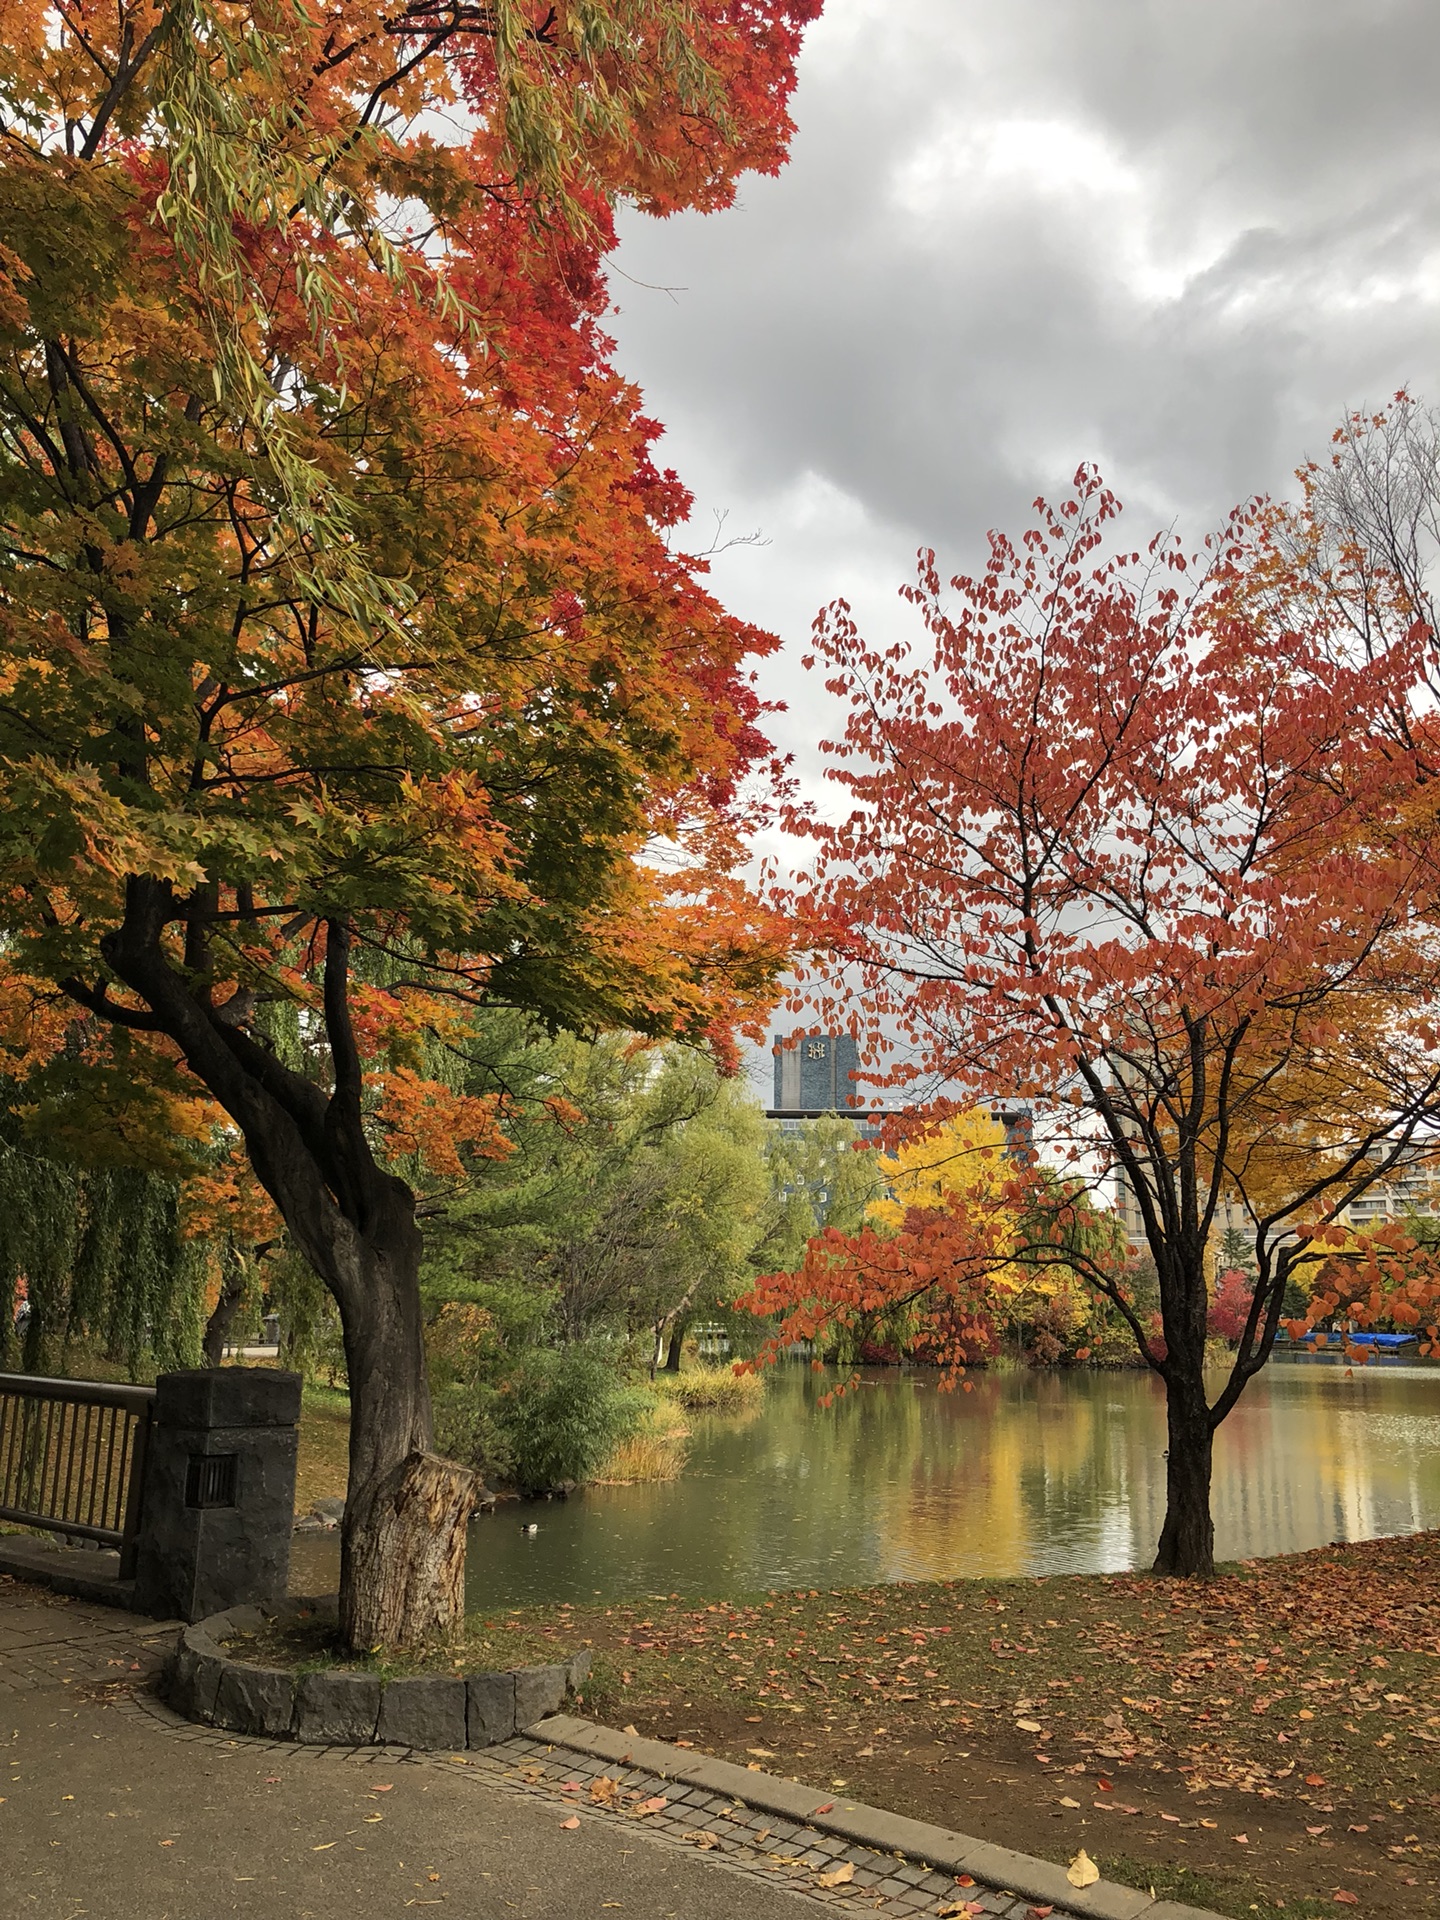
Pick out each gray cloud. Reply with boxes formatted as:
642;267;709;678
602;0;1440;1084
608;0;1440;697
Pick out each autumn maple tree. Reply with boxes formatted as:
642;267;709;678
767;459;1440;1577
0;0;815;1645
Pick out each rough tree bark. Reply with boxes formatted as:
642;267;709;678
1152;1244;1218;1577
1153;1371;1216;1577
202;1242;247;1368
77;884;475;1649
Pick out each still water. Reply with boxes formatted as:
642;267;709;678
289;1360;1440;1609
461;1360;1440;1610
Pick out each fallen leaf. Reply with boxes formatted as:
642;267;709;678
683;1831;721;1850
955;1876;975;1888
373;1785;393;1793
1307;1826;1330;1836
745;1748;777;1759
1347;1824;1369;1833
1067;1850;1099;1890
1159;1813;1180;1823
1199;1818;1218;1829
312;1842;336;1852
746;1761;762;1772
1233;1833;1249;1845
560;1816;580;1831
622;1725;638;1736
1015;1719;1042;1734
1332;1895;1358;1907
1027;1910;1054;1919
1058;1796;1080;1809
813;1801;835;1814
1306;1773;1327;1786
818;1863;855;1888
634;1796;668;1817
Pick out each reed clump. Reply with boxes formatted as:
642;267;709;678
594;1410;691;1483
651;1365;766;1414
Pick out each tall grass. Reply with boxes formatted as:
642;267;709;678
595;1409;691;1483
651;1365;766;1414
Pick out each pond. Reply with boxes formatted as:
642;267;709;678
289;1358;1440;1610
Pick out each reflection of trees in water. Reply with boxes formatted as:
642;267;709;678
461;1364;1440;1608
871;1372;1167;1582
694;1367;1440;1590
1211;1369;1440;1560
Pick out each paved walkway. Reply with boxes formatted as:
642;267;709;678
2;1579;1061;1920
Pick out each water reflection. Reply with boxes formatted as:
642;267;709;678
467;1361;1440;1608
289;1360;1440;1609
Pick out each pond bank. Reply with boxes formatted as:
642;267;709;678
517;1530;1439;1920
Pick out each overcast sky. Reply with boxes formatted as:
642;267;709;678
609;0;1440;812
606;0;1440;1092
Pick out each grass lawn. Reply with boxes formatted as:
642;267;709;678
477;1532;1440;1920
293;1384;350;1513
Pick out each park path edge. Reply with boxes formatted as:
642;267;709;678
530;1712;1226;1920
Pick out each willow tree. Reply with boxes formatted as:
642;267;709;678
0;1;810;1645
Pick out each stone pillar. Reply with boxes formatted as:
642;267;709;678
131;1368;302;1623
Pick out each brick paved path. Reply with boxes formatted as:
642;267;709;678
1;1577;1078;1920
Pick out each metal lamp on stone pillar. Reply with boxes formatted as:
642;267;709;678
132;1368;303;1622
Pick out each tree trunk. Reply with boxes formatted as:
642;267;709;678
94;897;476;1650
1153;1373;1215;1576
202;1244;247;1366
663;1322;685;1372
334;1188;475;1651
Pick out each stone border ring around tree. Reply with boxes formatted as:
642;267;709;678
161;1597;591;1749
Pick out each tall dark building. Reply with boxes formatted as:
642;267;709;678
772;1031;863;1113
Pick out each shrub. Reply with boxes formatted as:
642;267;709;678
495;1345;652;1495
432;1381;513;1485
651;1365;766;1413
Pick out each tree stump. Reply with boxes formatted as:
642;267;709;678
340;1451;476;1651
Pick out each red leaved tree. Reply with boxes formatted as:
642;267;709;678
770;468;1440;1576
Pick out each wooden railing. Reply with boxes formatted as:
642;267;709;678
0;1373;155;1577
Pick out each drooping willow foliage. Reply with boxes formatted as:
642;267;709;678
0;1110;206;1378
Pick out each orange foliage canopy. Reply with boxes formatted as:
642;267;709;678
0;0;816;1203
766;465;1440;1448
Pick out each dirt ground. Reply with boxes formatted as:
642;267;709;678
487;1531;1440;1919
